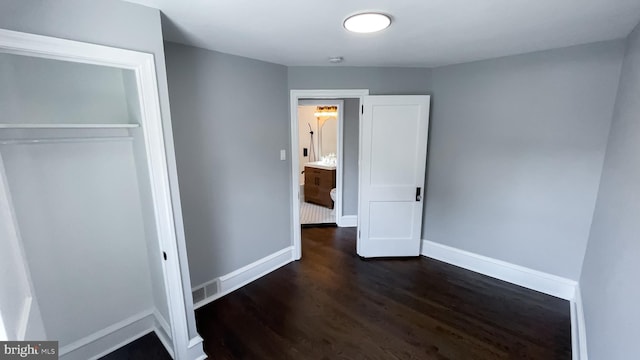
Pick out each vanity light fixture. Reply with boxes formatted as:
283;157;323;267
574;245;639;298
344;12;391;33
314;106;338;118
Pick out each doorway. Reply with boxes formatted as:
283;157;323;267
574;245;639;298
289;89;369;260
298;100;342;225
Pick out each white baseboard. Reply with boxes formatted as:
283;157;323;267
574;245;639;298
571;286;588;360
421;240;577;300
338;215;357;227
57;308;179;360
193;246;294;309
152;308;171;340
185;335;207;360
421;239;585;359
152;309;174;358
59;309;156;360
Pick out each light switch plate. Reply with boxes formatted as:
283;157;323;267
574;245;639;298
280;149;286;160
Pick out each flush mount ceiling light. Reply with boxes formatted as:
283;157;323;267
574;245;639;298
344;13;391;33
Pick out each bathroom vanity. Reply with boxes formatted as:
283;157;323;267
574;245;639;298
304;163;336;208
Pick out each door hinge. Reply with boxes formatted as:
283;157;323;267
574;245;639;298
163;251;167;261
361;105;364;114
358;230;361;238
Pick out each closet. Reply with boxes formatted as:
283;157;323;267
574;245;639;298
0;30;204;360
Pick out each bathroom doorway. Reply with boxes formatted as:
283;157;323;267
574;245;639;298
298;100;342;226
289;89;369;260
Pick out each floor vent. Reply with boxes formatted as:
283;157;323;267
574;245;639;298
192;287;205;304
193;280;221;307
205;281;219;297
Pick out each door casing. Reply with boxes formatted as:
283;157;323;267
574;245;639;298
289;89;369;259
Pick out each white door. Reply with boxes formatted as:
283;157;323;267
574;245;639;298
357;95;430;257
0;155;47;340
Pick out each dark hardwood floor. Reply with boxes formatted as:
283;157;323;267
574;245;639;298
196;227;571;359
99;332;171;360
102;227;570;359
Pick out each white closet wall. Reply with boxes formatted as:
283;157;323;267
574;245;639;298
1;139;153;346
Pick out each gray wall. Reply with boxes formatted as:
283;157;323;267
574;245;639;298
164;42;290;286
0;0;198;341
580;24;640;358
288;50;624;280
342;98;359;215
288;66;432;95
426;41;625;280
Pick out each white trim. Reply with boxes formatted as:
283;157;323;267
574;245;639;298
56;309;190;360
0;123;139;129
15;297;31;340
188;335;204;348
85;330;153;360
290;89;369;260
571;298;578;360
0;136;133;146
153;325;175;359
135;44;196;360
421;239;586;359
0;311;6;342
338;215;358;227
153;309;172;339
151;307;181;359
185;338;206;360
153;328;174;358
421;240;577;300
193;246;294;309
59;309;154;358
336;102;344;228
572;286;588;360
293;89;371;98
0;147;47;340
0;29;150;69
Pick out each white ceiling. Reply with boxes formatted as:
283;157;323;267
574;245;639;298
125;0;640;67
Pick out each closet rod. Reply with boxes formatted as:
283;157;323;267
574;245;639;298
0;136;134;145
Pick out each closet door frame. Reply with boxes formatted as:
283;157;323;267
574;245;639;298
0;29;203;359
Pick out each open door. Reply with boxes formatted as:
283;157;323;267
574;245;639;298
357;95;430;257
0;154;46;341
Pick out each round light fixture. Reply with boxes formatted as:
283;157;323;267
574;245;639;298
344;13;391;33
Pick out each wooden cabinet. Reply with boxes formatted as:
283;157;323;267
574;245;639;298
304;166;336;208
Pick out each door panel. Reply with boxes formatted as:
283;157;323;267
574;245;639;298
370;105;420;186
369;202;414;238
358;95;430;257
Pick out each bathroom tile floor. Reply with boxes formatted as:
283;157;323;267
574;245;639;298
300;200;335;224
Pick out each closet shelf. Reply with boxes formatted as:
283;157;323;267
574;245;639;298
0;123;140;129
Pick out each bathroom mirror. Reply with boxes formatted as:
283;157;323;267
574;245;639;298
315;105;338;161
